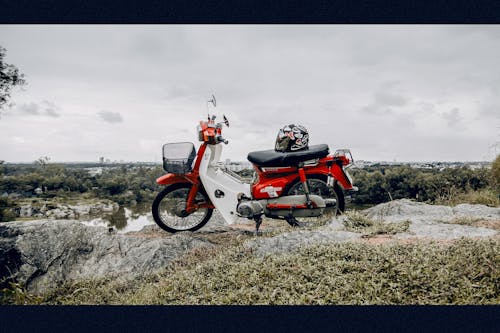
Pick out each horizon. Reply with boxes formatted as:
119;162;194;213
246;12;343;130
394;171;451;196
1;159;494;165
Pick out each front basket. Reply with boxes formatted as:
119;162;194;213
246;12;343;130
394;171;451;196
162;142;196;174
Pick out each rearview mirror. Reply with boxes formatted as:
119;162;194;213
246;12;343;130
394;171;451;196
208;94;216;107
223;114;229;127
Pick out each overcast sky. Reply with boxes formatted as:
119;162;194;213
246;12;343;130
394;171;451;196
0;25;499;163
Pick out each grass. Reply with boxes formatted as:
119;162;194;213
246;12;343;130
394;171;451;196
440;216;484;226
0;283;43;305
342;211;410;237
439;216;500;231
436;189;500;207
18;238;497;305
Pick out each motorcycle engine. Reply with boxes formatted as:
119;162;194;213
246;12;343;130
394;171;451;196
236;200;265;218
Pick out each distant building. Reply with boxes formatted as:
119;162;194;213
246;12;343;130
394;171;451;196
352;160;492;170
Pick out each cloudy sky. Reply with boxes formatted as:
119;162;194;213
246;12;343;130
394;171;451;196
0;25;499;163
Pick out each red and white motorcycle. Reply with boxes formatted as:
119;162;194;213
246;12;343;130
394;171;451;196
152;103;357;234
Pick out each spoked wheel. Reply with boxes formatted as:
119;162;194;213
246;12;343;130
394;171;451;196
152;183;213;233
285;175;345;226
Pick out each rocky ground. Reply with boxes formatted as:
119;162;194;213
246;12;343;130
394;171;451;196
243;199;499;256
0;199;498;294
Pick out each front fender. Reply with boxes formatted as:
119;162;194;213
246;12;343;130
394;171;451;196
156;173;196;185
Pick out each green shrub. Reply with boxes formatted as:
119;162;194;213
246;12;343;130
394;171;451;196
350;165;493;205
0;197;16;222
491;155;500;191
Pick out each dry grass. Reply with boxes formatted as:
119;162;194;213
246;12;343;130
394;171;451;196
342;211;410;237
436;189;500;207
440;216;500;231
22;238;499;305
441;216;484;226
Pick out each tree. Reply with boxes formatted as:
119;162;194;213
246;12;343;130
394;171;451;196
0;46;26;111
33;156;50;166
492;154;500;191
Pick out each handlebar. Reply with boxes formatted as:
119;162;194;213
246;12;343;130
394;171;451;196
216;135;228;144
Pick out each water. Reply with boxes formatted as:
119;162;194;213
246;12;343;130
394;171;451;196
78;200;368;234
80;204;154;233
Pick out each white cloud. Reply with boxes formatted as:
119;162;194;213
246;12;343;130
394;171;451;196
0;25;498;162
11;101;60;117
98;110;123;124
442;107;462;127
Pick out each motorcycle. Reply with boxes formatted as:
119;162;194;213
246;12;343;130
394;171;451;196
152;103;357;234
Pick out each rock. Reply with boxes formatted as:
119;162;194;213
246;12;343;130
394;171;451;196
133;213;232;234
0;219;213;294
69;204;91;216
2;199;498;294
16;201;120;220
364;199;453;222
364;199;500;223
452;203;500;219
48;207;71;219
361;199;499;240
135;224;163;233
8;193;22;200
87;202;118;214
18;205;33;218
245;199;499;256
244;220;361;257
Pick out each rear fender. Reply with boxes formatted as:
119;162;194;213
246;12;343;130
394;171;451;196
300;163;353;190
330;163;353;190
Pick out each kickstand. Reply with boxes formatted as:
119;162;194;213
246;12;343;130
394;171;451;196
254;216;263;236
286;216;306;228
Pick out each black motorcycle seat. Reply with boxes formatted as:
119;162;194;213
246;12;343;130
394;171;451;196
247;144;330;167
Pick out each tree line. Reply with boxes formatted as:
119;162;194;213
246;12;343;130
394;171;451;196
0;162;163;221
348;164;497;206
1;157;499;222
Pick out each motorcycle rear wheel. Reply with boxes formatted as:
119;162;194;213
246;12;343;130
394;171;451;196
284;175;345;225
152;183;213;233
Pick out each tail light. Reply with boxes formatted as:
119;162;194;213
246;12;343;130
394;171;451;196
333;149;353;166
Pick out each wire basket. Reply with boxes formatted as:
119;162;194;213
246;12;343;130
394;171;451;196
162;142;196;174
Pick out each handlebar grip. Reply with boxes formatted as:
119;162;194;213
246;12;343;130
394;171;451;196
216;136;229;144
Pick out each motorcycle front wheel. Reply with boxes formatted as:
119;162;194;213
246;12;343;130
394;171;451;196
152;183;213;233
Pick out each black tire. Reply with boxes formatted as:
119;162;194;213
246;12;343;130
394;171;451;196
285;174;345;224
152;183;213;233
